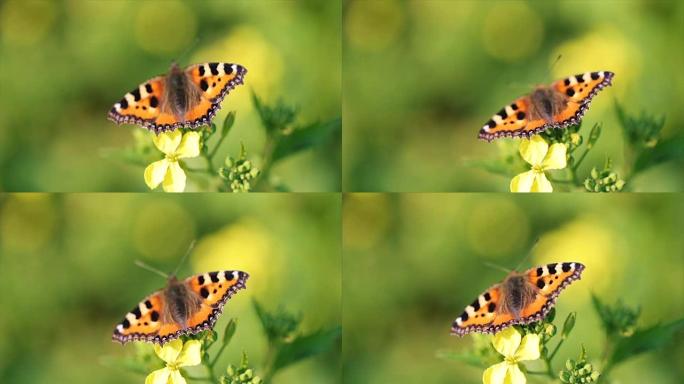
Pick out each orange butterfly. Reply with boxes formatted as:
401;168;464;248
112;270;249;345
478;71;614;141
451;262;584;336
108;62;246;133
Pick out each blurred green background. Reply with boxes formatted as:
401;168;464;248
0;0;341;191
0;193;341;383
343;193;684;383
342;0;684;191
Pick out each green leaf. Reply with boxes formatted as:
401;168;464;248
608;318;684;366
223;318;237;345
562;312;577;338
632;134;684;174
252;91;297;133
253;300;301;343
222;111;236;137
615;101;665;147
271;117;341;162
270;326;341;372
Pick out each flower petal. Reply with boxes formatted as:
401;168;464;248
176;340;202;367
514;333;541;361
483;362;509;384
505;363;527;384
530;172;553;193
154;339;183;363
541;143;567;170
153;130;182;155
162;161;187;193
519;135;548;166
175;131;201;159
145;368;171;384
168;369;187;384
510;171;536;192
144;159;169;190
492;327;522;357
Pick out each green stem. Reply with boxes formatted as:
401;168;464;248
209;131;229;160
252;134;278;191
548;336;566;362
209;342;229;368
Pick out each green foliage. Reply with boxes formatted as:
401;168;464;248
583;159;625;193
221;352;262;384
559;345;600;384
608;319;684;367
219;143;261;192
615;102;665;149
253;300;341;382
271;118;342;163
591;294;640;338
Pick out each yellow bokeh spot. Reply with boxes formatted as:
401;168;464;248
345;0;404;51
1;0;56;46
135;0;197;55
534;215;619;301
192;25;284;110
191;220;273;297
482;2;543;62
0;194;56;253
133;200;196;261
551;25;638;102
467;198;530;258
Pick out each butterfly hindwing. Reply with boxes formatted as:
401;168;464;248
112;291;166;344
108;77;165;128
451;286;504;336
184;270;249;329
479;97;550;141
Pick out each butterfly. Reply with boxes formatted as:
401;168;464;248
478;71;614;141
108;62;247;133
451;262;584;336
113;270;249;345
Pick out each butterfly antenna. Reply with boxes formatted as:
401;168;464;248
514;237;542;271
134;260;169;279
482;261;513;274
172;240;197;276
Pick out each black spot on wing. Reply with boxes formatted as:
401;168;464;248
488;302;496;313
486;119;496;129
198;65;205;76
131;88;141;101
150;311;159;322
225;271;234;281
198;275;205;285
562;263;572;272
200;287;209;298
516;112;526;120
208;63;219;75
536;279;545;289
144;300;153;309
224;63;233;74
566;88;575;97
575;74;585;83
536;267;543;277
470;298;480;311
547;264;557;274
145;83;153;94
131;307;142;319
200;79;208;91
460;311;469;322
591;72;600;80
511;103;519;111
483;292;491;301
564;78;571;86
209;272;219;283
120;98;128;109
149;96;158;108
122;319;130;329
496;108;507;119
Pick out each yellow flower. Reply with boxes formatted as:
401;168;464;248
145;339;202;384
510;135;567;192
144;130;200;192
483;327;540;384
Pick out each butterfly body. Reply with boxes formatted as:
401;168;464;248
451;262;584;336
108;62;247;133
478;71;614;141
113;270;249;345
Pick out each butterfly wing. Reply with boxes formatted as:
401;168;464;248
548;71;614;128
108;76;167;130
112;290;181;344
451;285;513;336
478;97;549;141
181;63;247;124
183;270;249;331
